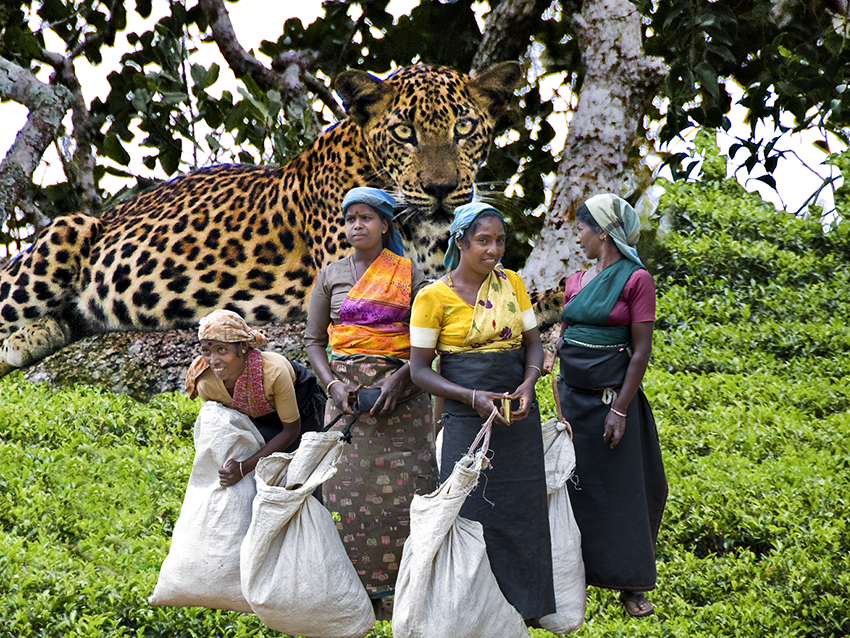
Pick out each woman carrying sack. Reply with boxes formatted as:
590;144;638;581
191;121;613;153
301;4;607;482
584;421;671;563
544;193;667;618
408;202;556;625
305;187;439;618
185;308;306;485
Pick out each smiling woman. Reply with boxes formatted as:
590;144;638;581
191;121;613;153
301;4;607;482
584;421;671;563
408;202;555;625
185;308;309;486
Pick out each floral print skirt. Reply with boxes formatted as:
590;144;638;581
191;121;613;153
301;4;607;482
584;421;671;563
323;353;438;598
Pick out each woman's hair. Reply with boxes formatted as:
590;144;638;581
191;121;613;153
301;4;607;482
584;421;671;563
458;210;506;248
575;204;601;232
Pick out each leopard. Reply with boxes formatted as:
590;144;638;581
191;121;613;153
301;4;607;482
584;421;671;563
0;62;525;374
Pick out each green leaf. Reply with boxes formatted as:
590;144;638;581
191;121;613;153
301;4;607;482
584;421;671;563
103;134;131;166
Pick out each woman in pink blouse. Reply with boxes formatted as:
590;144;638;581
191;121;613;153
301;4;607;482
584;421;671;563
545;194;667;618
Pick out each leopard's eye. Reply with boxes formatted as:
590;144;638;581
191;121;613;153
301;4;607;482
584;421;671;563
390;124;416;144
454;117;477;138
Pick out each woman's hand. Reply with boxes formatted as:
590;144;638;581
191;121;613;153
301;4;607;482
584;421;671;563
603;409;627;449
329;380;359;415
369;366;408;415
470;389;509;425
219;459;244;487
508;380;536;422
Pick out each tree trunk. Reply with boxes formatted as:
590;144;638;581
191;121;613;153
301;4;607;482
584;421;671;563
0;57;71;230
520;0;666;290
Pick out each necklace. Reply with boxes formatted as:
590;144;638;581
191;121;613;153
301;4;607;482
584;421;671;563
447;270;455;288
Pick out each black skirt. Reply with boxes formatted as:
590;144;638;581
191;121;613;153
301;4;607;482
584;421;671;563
439;347;556;620
557;343;667;591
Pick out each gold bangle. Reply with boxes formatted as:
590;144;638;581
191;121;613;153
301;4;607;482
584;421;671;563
610;407;627;418
526;364;542;376
471;388;477;407
239;461;245;477
326;379;342;391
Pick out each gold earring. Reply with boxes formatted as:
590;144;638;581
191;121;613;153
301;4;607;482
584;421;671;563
242;349;247;354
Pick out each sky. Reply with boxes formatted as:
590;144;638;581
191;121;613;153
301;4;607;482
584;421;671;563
0;0;842;220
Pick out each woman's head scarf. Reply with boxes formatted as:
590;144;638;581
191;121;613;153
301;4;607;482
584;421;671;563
443;202;505;270
584;193;643;267
197;309;269;348
341;187;405;256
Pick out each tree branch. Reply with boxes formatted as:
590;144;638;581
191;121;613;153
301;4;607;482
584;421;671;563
0;56;71;230
199;0;311;101
471;0;556;72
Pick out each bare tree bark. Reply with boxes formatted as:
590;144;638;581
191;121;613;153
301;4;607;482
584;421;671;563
521;0;666;290
0;57;71;231
471;0;555;73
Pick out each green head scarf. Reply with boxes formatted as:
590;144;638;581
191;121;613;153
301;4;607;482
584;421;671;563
584;193;643;267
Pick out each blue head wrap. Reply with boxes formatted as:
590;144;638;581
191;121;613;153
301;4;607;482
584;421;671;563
341;187;405;256
443;202;504;270
584;194;644;267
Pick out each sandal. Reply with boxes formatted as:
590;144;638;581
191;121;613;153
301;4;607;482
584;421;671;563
620;591;654;618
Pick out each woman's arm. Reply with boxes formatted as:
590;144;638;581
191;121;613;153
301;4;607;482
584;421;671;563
306;344;357;415
219;419;301;486
603;320;653;448
410;346;507;424
509;328;544;422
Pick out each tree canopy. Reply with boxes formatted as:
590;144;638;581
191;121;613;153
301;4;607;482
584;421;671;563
2;0;849;274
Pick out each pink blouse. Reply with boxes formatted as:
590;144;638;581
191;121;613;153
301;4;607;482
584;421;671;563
562;268;656;327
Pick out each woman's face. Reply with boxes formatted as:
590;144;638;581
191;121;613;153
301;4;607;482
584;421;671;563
200;339;245;385
458;216;506;276
344;204;388;252
576;220;605;260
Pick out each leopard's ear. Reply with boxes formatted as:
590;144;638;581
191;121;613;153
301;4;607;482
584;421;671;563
334;70;396;128
467;61;522;118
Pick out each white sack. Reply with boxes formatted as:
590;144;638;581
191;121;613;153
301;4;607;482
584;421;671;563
393;446;530;638
240;431;375;638
538;417;586;634
149;401;264;612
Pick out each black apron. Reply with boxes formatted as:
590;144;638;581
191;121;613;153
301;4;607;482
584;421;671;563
439;347;556;620
557;342;667;591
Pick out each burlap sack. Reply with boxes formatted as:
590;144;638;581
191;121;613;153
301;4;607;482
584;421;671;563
393;414;530;638
240;431;375;638
149;402;264;612
538;417;586;633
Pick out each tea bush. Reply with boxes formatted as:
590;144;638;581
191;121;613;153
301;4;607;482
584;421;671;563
1;140;849;636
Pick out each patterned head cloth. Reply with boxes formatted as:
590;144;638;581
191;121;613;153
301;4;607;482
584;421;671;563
443;202;504;270
197;309;270;348
584;193;644;267
341;187;405;256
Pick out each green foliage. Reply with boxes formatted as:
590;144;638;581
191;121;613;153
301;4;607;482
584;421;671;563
639;0;850;177
2;139;850;635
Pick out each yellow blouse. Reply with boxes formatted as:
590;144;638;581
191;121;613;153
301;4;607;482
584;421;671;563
192;351;300;423
410;267;537;353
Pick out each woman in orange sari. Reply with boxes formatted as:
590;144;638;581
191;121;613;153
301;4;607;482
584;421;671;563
305;187;438;619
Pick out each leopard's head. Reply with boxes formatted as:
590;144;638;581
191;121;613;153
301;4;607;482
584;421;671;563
334;63;521;270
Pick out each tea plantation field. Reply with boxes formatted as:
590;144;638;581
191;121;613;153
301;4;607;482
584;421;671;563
1;144;848;637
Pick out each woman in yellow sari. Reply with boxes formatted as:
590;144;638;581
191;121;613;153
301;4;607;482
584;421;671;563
305;187;438;618
408;202;555;624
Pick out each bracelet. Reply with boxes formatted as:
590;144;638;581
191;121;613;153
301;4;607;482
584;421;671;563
610;407;627;418
471;388;477;407
239;461;245;477
526;364;542;376
326;379;342;391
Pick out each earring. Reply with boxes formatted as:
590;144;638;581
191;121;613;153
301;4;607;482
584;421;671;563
242;349;247;354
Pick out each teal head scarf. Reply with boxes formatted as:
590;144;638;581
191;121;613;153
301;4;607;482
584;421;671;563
341;187;405;256
443;202;504;270
584;193;643;267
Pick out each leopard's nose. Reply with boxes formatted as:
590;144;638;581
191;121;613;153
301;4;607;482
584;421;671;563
423;181;459;203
